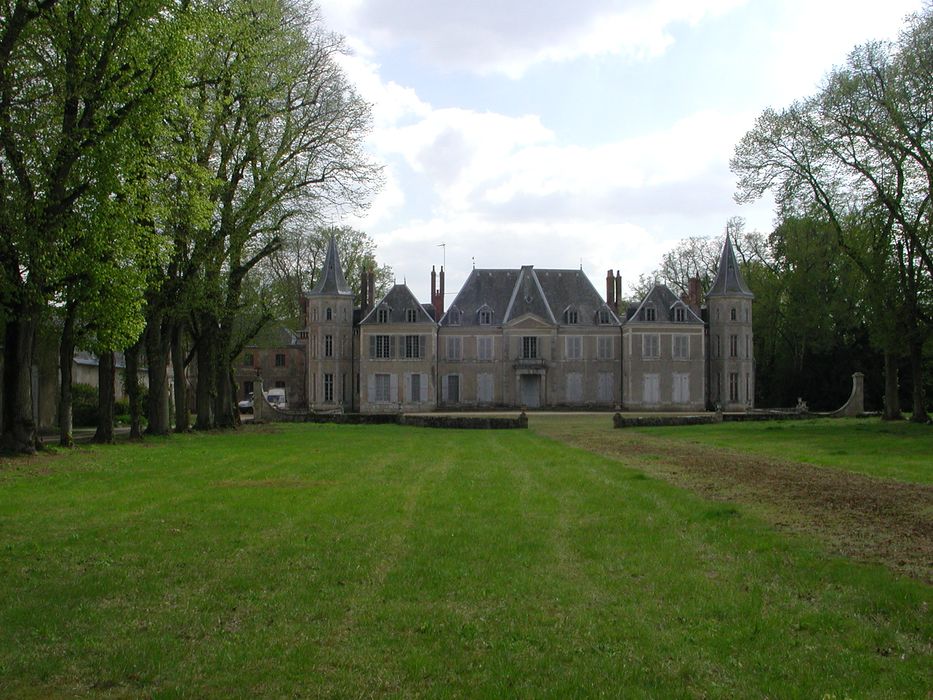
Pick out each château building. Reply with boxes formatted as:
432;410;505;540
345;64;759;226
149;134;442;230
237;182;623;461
245;234;755;413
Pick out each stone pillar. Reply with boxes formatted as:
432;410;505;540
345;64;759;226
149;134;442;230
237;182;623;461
254;376;264;421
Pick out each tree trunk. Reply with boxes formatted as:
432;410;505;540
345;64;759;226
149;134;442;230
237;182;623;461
1;310;38;454
172;321;189;433
213;320;236;429
882;349;902;421
194;318;215;430
124;339;143;439
58;304;77;447
144;310;171;436
93;351;115;443
908;338;929;423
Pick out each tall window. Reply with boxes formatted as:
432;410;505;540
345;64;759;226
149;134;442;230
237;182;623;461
521;336;538;359
374;335;391;359
642;334;660;358
405;335;422;359
406;308;418;323
477;336;494;361
275;353;285;367
377;307;389;323
375;373;391;402
243;353;254;367
672;335;689;359
243;380;254;398
446;336;462;360
326;307;332;320
324;335;333;358
324;373;334;402
673;373;690;404
729;334;738;358
597;336;613;360
565;336;582;360
730;307;737;321
446;375;460;403
729;372;739;402
410;373;421;402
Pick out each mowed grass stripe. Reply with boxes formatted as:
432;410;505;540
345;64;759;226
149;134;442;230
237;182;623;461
0;424;929;698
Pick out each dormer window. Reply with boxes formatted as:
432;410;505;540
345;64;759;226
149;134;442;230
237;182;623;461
448;307;461;326
565;307;579;325
377;307;389;323
478;308;492;325
597;309;611;324
406;308;418;323
674;307;686;322
645;307;656;322
325;307;332;321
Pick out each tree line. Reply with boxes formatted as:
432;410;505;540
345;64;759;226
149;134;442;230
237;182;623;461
0;0;382;453
731;5;931;421
636;6;931;418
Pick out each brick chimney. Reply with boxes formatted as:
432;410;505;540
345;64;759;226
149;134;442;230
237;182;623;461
360;268;369;314
431;265;445;320
686;276;702;314
606;269;614;309
367;267;375;312
614;271;622;313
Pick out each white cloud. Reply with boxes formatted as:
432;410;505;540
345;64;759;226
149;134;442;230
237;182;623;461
320;0;747;77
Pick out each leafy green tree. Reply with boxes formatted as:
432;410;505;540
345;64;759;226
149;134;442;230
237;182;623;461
0;0;180;453
732;6;932;420
152;0;380;431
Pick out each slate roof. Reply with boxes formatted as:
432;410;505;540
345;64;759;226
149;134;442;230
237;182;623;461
440;266;620;327
309;236;352;296
360;283;436;325
707;234;754;298
627;284;704;324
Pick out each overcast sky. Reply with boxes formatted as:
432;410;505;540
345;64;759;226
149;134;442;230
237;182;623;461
315;0;921;302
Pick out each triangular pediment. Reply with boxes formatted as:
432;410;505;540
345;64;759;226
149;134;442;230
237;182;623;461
506;313;553;329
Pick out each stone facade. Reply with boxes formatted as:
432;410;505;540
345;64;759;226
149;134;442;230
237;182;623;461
296;233;754;413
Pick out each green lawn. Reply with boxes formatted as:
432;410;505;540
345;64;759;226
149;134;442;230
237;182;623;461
624;417;933;484
0;424;929;697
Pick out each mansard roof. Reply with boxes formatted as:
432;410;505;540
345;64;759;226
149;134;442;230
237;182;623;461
627;284;704;324
707;233;754;298
360;283;435;325
309;236;353;297
440;266;620;327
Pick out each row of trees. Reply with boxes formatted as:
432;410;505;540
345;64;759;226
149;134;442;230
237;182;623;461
730;6;932;421
636;220;918;413
1;0;382;453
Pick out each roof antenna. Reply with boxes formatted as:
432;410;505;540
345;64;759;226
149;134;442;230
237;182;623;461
437;242;446;269
580;258;583;271
472;256;475;269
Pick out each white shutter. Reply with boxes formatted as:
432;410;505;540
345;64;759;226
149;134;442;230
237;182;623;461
367;374;375;402
420;373;428;402
442;375;449;401
389;374;398;402
404;373;411;403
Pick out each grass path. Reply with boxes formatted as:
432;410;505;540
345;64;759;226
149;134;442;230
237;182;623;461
0;423;930;697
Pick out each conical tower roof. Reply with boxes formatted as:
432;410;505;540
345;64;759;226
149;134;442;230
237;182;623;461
309;236;352;296
707;233;753;298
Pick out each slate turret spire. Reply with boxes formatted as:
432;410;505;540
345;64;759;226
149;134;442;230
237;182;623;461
310;236;353;296
707;233;753;298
